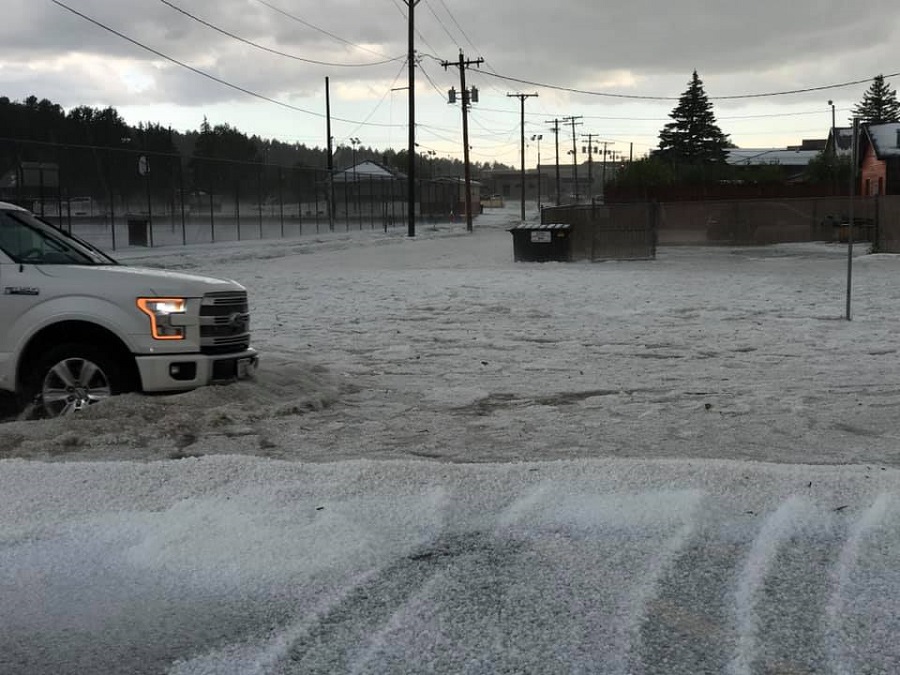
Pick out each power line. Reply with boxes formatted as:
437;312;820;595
418;60;452;100
433;0;478;54
339;59;410;143
477;68;900;101
390;0;443;61
251;0;393;59
50;0;407;130
159;0;403;67
422;0;459;47
475;107;851;123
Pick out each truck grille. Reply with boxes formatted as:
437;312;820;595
199;291;251;354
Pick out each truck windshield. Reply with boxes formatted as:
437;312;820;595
0;209;114;265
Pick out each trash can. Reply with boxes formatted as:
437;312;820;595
127;218;149;247
508;223;572;262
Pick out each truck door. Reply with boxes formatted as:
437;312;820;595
0;210;45;353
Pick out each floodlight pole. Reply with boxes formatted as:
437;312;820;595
563;116;583;201
547;119;562;205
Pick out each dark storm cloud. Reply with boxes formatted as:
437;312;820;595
2;0;899;109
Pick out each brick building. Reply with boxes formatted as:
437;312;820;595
858;123;900;196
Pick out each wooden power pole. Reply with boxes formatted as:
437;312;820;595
442;51;483;232
508;92;538;221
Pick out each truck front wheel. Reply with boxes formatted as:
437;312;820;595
25;343;130;418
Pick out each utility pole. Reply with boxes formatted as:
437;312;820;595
828;99;838;195
325;76;335;231
508;93;538;221
547;119;562;205
581;132;599;198
325;76;334;232
442;51;483;233
563;116;582;201
531;134;543;210
600;140;615;201
405;0;420;237
847;116;859;321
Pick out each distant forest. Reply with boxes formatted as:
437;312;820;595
0;94;512;182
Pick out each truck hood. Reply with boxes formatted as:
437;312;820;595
35;264;245;296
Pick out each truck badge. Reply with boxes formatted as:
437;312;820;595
3;287;40;296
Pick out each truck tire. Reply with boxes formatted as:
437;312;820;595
24;343;131;418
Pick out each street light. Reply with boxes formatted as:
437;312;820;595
828;101;836;158
531;134;542;209
567;149;577;201
350;137;361;171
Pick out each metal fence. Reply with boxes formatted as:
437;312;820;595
875;196;900;252
540;195;900;257
656;197;880;246
0;141;464;250
541;202;657;261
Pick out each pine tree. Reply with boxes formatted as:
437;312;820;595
852;74;900;124
657;71;730;164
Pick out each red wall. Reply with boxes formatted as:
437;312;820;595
860;143;887;196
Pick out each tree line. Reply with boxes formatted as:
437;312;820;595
0;94;511;201
612;72;900;194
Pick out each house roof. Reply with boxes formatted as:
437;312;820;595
863;122;900;158
433;176;482;186
826;127;855;156
333;160;404;182
726;148;818;166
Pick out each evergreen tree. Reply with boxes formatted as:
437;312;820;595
852;74;900;124
657;71;730;164
805;149;851;187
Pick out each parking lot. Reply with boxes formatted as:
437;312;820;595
2;209;900;674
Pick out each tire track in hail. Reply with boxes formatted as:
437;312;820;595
825;493;900;675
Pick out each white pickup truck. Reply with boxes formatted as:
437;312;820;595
0;201;258;418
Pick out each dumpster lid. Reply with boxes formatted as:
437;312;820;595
508;223;572;232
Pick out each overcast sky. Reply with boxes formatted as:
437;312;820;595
3;0;900;166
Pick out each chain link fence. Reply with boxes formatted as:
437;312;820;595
656;197;881;246
0;140;465;251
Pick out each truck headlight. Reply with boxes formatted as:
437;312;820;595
137;298;187;340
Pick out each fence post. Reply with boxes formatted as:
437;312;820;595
301;172;307;235
178;159;186;246
279;166;284;238
314;172;320;233
145;158;154;247
65;189;72;234
236;180;242;241
344;174;349;231
107;149;117;251
257;162;263;239
390;177;396;227
875;193;881;251
358;174;363;230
